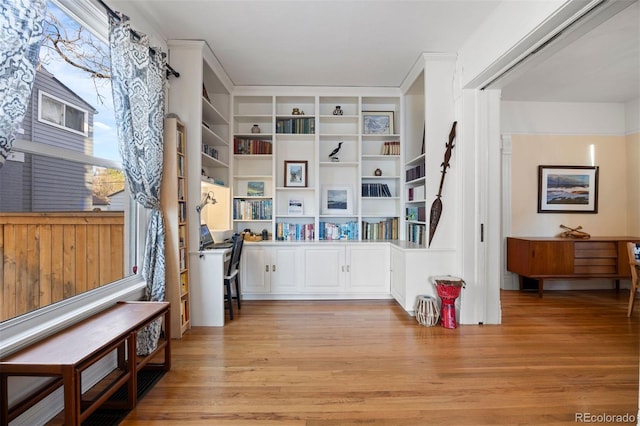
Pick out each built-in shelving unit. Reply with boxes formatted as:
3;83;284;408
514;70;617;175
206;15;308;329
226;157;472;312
231;93;401;241
161;118;190;337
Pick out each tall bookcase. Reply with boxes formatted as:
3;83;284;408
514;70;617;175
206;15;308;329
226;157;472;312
162;117;190;337
231;93;401;241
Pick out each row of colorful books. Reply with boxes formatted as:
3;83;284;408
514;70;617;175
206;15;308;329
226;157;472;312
276;117;315;134
275;223;315;241
361;218;398;240
362;183;392;197
318;221;359;240
233;199;273;220
234;138;273;155
407;223;426;245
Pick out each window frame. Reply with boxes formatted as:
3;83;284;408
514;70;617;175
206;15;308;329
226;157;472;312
37;90;90;136
0;0;148;358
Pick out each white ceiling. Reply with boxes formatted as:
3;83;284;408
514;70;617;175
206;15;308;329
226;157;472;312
116;0;639;102
117;0;502;87
500;1;640;103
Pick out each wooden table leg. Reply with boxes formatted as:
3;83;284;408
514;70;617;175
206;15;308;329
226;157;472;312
1;373;8;425
62;366;81;426
128;333;137;409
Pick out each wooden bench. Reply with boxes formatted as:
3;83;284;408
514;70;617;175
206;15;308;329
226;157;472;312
0;301;170;426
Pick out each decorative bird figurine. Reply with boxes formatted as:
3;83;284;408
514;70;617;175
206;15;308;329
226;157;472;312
329;142;343;162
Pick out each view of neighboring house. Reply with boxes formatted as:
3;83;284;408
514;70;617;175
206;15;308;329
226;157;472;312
0;67;97;212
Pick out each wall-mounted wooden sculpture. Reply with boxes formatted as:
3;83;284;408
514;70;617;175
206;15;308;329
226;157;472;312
428;121;457;247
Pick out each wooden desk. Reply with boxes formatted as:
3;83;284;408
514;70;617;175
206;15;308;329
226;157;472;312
507;237;640;297
0;301;170;426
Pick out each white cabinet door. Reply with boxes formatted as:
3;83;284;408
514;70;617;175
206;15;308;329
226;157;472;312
241;246;270;294
390;245;405;304
270;246;302;293
304;246;345;292
347;245;390;293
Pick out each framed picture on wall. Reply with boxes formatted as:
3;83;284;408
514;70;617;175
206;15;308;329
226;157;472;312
284;160;308;187
538;165;599;213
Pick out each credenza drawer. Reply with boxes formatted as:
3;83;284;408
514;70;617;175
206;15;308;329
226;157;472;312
574;241;617;258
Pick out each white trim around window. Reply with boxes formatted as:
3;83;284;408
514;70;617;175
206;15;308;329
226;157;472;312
37;90;90;136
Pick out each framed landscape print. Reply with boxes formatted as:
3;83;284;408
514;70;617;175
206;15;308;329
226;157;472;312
321;185;353;215
362;111;394;135
538;165;599;213
284;160;308;187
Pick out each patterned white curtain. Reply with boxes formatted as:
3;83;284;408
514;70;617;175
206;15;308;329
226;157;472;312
0;0;47;167
109;13;166;355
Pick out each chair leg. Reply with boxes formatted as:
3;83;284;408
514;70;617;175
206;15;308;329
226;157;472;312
628;282;637;317
225;280;234;320
235;276;241;310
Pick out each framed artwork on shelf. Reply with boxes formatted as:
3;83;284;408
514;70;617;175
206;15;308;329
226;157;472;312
284;160;308;187
538;165;599;213
247;181;265;196
288;199;303;215
363;111;394;135
321;185;353;215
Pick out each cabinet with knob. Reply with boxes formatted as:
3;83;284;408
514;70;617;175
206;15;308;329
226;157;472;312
303;243;390;294
241;245;302;295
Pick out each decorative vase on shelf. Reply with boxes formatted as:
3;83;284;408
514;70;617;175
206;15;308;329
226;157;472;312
251;124;261;134
333;106;343;116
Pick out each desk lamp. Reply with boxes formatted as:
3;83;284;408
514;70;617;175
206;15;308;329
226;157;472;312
196;191;217;251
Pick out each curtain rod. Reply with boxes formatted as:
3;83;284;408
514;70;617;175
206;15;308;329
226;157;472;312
96;0;180;79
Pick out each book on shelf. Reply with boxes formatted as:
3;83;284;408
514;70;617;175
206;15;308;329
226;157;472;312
177;155;184;177
233;199;273;220
234;138;273;155
177;131;185;153
406;164;425;181
276;222;314;241
362;183;392;197
407;223;426;245
406;206;426;222
276;117;315;134
180;272;188;294
361;218;398;240
179;247;186;270
381;141;400;155
407;185;425;201
319;221;359;240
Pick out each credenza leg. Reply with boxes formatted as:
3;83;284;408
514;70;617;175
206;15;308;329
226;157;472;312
538;279;544;298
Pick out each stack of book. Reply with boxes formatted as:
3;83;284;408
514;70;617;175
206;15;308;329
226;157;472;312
361;218;398;240
234;138;273;154
276;223;315;241
233;199;273;220
276;117;315;134
362;183;392;197
381;141;400;155
319;221;358;240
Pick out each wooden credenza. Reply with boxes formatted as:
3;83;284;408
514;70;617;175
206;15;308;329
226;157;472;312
506;236;640;297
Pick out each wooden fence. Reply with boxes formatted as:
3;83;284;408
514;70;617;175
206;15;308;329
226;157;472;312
0;212;125;322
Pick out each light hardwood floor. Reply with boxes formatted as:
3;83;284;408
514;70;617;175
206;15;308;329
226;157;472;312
123;290;639;425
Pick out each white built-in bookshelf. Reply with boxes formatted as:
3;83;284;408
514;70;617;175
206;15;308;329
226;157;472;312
232;95;401;241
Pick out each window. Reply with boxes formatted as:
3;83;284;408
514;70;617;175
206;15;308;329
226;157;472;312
0;0;144;344
38;91;89;135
